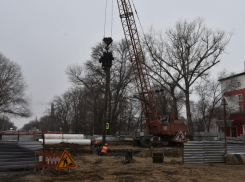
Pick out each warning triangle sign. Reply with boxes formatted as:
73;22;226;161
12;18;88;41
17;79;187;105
56;150;77;170
173;128;187;142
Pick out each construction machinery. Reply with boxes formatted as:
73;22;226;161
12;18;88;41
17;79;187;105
116;0;186;147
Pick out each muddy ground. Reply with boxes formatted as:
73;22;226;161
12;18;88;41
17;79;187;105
3;144;245;182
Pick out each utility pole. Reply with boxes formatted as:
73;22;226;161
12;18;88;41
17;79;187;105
223;97;227;155
221;97;230;155
99;37;114;145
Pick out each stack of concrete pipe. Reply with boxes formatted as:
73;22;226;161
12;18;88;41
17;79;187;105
39;134;91;145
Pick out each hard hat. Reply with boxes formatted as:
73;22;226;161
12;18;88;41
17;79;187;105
105;143;108;146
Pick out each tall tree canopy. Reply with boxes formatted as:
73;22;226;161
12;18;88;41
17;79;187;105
145;18;232;134
0;53;31;118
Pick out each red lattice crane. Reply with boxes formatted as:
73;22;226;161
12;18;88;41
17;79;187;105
117;0;158;134
117;0;186;147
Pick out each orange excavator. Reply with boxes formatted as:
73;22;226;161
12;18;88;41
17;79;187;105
116;0;186;147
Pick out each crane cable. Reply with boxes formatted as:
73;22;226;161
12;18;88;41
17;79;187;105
131;0;147;40
104;0;114;38
104;0;107;37
111;0;113;37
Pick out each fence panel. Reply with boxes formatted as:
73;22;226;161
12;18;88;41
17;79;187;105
0;141;43;171
203;141;225;163
184;141;204;164
184;141;225;164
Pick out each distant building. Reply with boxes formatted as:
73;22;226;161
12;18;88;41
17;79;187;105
218;72;245;137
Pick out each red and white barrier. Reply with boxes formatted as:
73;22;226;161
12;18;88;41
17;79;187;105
39;150;61;169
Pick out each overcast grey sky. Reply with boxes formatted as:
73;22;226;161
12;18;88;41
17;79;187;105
0;0;244;129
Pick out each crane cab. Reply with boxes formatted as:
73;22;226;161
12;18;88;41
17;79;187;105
148;115;186;139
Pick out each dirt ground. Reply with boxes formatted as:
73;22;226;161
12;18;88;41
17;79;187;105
3;144;245;182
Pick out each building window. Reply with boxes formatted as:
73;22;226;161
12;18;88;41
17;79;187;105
238;94;242;101
239;106;243;112
237;82;241;87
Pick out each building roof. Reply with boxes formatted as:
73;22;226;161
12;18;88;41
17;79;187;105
218;72;245;81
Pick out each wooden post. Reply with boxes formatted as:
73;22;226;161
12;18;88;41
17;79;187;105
182;142;184;164
102;67;110;145
34;152;37;173
45;151;48;167
50;151;54;169
42;131;45;173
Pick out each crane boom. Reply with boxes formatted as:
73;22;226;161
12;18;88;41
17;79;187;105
117;0;159;134
116;1;186;146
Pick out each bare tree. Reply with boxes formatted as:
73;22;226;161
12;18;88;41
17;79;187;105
0;115;17;130
195;79;221;132
194;71;238;132
66;39;137;135
144;18;232;135
52;92;72;133
66;64;105;134
143;33;185;119
0;53;31;118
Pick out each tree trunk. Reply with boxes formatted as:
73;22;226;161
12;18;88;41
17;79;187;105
185;91;194;135
93;96;97;134
75;105;79;134
128;102;133;134
170;86;179;119
172;95;179;119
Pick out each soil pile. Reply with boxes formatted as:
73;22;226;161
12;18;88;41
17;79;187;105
135;149;153;158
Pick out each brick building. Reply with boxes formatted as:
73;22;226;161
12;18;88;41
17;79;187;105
219;72;245;137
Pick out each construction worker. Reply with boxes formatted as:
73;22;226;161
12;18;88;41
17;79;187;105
91;141;98;155
98;143;111;156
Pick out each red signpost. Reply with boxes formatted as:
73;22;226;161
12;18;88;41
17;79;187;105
173;128;187;164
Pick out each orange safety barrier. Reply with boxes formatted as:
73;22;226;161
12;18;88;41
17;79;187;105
39;150;62;169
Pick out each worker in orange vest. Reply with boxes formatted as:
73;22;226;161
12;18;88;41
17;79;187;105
98;143;111;156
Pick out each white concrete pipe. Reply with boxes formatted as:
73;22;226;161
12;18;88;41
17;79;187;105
39;139;91;145
44;134;84;140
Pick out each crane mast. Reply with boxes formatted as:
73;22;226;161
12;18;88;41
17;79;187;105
117;0;159;134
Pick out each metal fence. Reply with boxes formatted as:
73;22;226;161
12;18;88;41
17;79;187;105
193;132;219;141
218;135;245;154
203;141;225;163
227;138;245;154
184;136;245;164
1;135;42;141
184;141;225;164
241;134;245;142
184;141;204;164
0;141;43;171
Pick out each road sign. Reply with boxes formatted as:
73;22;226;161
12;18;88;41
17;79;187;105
56;150;77;170
173;128;187;142
106;123;109;129
220;98;230;120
